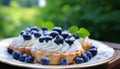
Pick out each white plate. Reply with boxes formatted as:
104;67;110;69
0;38;116;69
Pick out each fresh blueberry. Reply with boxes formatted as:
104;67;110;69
25;56;34;63
20;31;25;35
60;58;68;65
91;46;97;49
19;54;27;62
75;57;84;64
85;51;93;59
30;30;37;34
12;51;20;60
61;32;69;39
49;31;59;38
81;53;89;62
73;35;79;39
45;36;53;42
42;26;48;31
89;48;97;57
34;32;41;38
54;36;64;45
23;34;32;40
39;36;46;43
30;26;39;32
65;39;74;46
53;27;62;34
7;48;13;54
40;56;50;65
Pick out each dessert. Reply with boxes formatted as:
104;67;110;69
8;26;42;55
7;26;97;65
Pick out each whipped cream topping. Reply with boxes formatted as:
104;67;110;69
10;35;38;47
79;37;90;43
32;39;82;54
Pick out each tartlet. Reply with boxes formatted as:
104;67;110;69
8;26;41;55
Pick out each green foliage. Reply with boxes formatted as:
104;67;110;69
69;26;78;35
35;20;54;30
79;27;90;38
0;0;120;43
38;0;120;43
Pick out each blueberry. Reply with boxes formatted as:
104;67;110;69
89;48;97;57
65;39;74;46
42;26;48;31
20;31;25;35
23;34;32;40
30;30;37;34
54;36;64;45
45;36;53;42
60;58;68;65
34;32;41;38
12;51;20;60
39;36;46;43
91;46;97;49
61;32;69;39
85;51;93;59
19;54;27;62
40;56;50;65
25;56;34;63
7;48;13;54
75;57;84;64
30;26;39;32
81;53;89;62
49;31;59;38
53;27;62;34
73;35;79;39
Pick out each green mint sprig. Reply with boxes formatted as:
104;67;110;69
68;26;79;35
69;26;90;38
35;20;54;30
78;27;90;38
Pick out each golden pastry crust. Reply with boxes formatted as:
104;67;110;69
31;41;92;65
8;45;32;55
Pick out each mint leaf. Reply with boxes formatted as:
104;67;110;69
35;20;54;30
69;26;79;35
78;27;90;38
45;21;54;30
35;20;44;27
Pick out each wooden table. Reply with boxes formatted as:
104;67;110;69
0;40;120;69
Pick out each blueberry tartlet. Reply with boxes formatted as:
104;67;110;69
8;26;42;55
31;27;94;65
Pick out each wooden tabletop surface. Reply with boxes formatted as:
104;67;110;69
0;39;120;69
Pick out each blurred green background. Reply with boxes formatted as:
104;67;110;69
0;0;120;43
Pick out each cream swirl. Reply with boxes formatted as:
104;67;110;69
32;40;82;54
10;35;38;47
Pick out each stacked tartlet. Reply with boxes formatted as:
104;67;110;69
7;26;97;65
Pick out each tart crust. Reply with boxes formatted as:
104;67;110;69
8;39;38;55
8;45;32;55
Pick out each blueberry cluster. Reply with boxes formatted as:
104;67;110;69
7;46;97;65
20;26;41;40
38;26;79;46
74;46;97;64
20;26;79;46
7;48;34;63
60;46;98;65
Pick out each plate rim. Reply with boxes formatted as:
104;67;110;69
0;38;117;69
